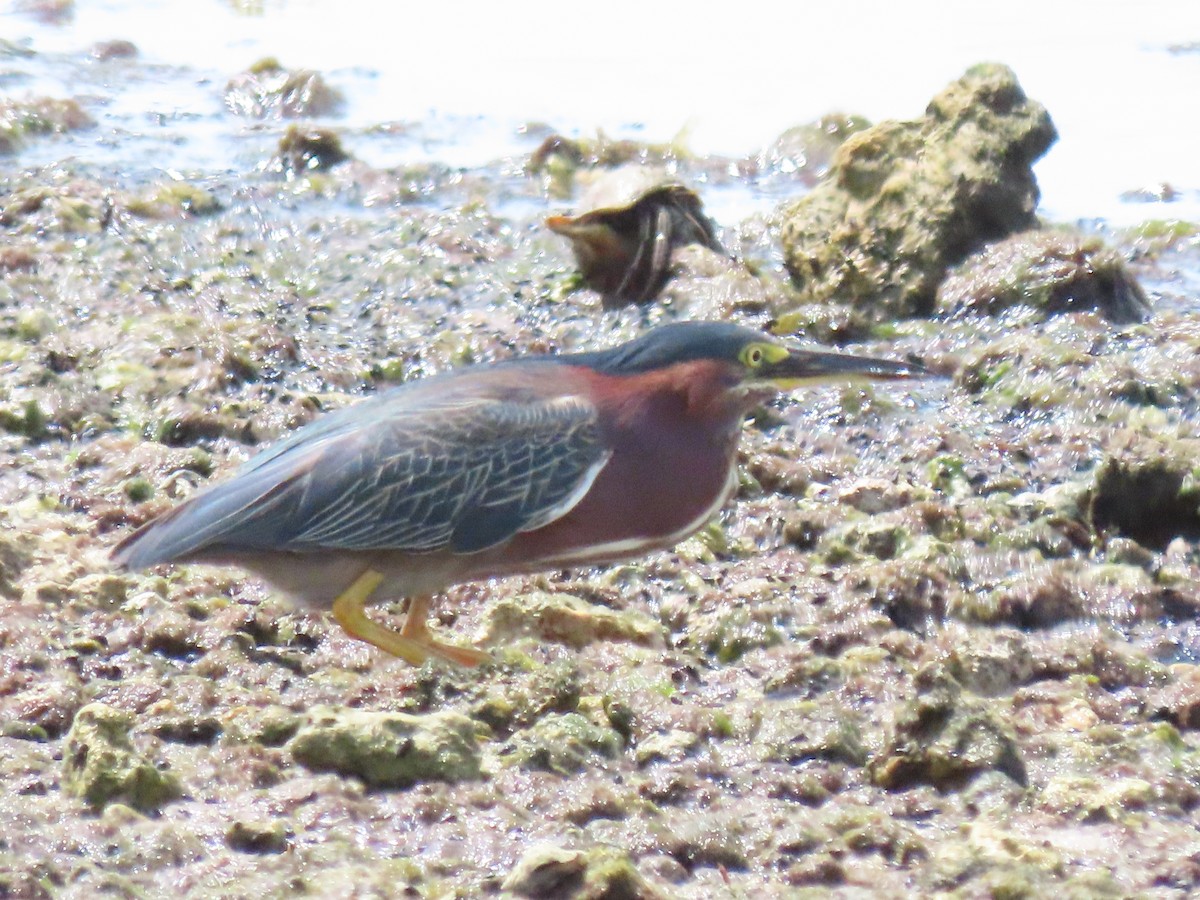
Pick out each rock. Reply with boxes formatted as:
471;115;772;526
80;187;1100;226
655;244;774;319
505;712;622;775
479;591;664;651
779;63;1056;324
1148;666;1200;730
222;704;302;746
0;183;108;233
755;114;871;183
635;729;699;766
224;58;344;119
0;96;94;154
757;699;868;766
945;628;1034;696
871;665;1026;789
1086;434;1200;550
937;229;1149;322
0;530;33;598
689;602;786;664
62;703;182;812
89;39;138;60
502;843;663;899
288;707;482;788
274;124;350;175
225;818;289;854
126;181;221;219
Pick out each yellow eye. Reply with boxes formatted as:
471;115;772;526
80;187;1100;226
740;342;785;369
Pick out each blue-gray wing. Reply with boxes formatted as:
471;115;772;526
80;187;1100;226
285;395;608;553
113;393;610;566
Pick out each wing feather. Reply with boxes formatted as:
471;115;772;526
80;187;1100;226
114;389;609;567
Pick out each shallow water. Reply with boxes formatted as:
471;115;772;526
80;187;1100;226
3;0;1199;224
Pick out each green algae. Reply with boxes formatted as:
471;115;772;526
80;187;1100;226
126;182;221;219
1086;434;1200;549
504;712;622;774
479;591;664;651
0;96;94;153
224;59;345;119
288;707;483;788
871;666;1026;789
937;229;1149;322
778;63;1056;326
503;843;663;899
62;703;182;812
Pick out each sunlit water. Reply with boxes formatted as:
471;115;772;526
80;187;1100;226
2;0;1199;225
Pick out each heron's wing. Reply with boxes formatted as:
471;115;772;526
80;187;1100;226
283;394;608;553
114;391;609;566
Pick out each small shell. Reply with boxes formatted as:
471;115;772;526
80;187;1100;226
547;166;725;308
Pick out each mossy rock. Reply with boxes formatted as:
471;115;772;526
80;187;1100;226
1085;434;1200;550
0;96;94;153
479;591;664;652
62;703;182;812
504;712;622;775
779;63;1056;324
757;699;868;767
502;843;663;899
275;124;350;174
870;665;1026;789
759;114;872;181
288;707;482;788
224;59;344;119
937;229;1149;322
126;181;221;219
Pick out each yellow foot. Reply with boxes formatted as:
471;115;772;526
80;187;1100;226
402;595;492;669
331;571;489;668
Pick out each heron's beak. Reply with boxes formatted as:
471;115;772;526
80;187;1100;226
762;347;928;390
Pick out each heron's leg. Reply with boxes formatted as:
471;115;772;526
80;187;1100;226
331;569;430;666
401;595;492;668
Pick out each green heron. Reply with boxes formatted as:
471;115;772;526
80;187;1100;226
113;321;923;667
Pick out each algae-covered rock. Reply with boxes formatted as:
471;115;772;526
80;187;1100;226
944;628;1034;696
1149;666;1200;730
126;181;221;219
757;699;868;766
288;706;482;788
937;229;1149;322
502;843;663;899
756;114;872;183
0;530;33;598
224;58;344;119
62;703;182;812
635;729;699;766
693;605;787;663
779;63;1056;324
505;712;622;774
0;185;107;233
655;243;774;319
1085;434;1200;549
479;591;664;651
0;95;94;153
871;665;1026;789
274;124;350;175
225;818;289;854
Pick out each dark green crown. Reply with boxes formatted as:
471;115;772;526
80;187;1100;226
574;322;769;375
